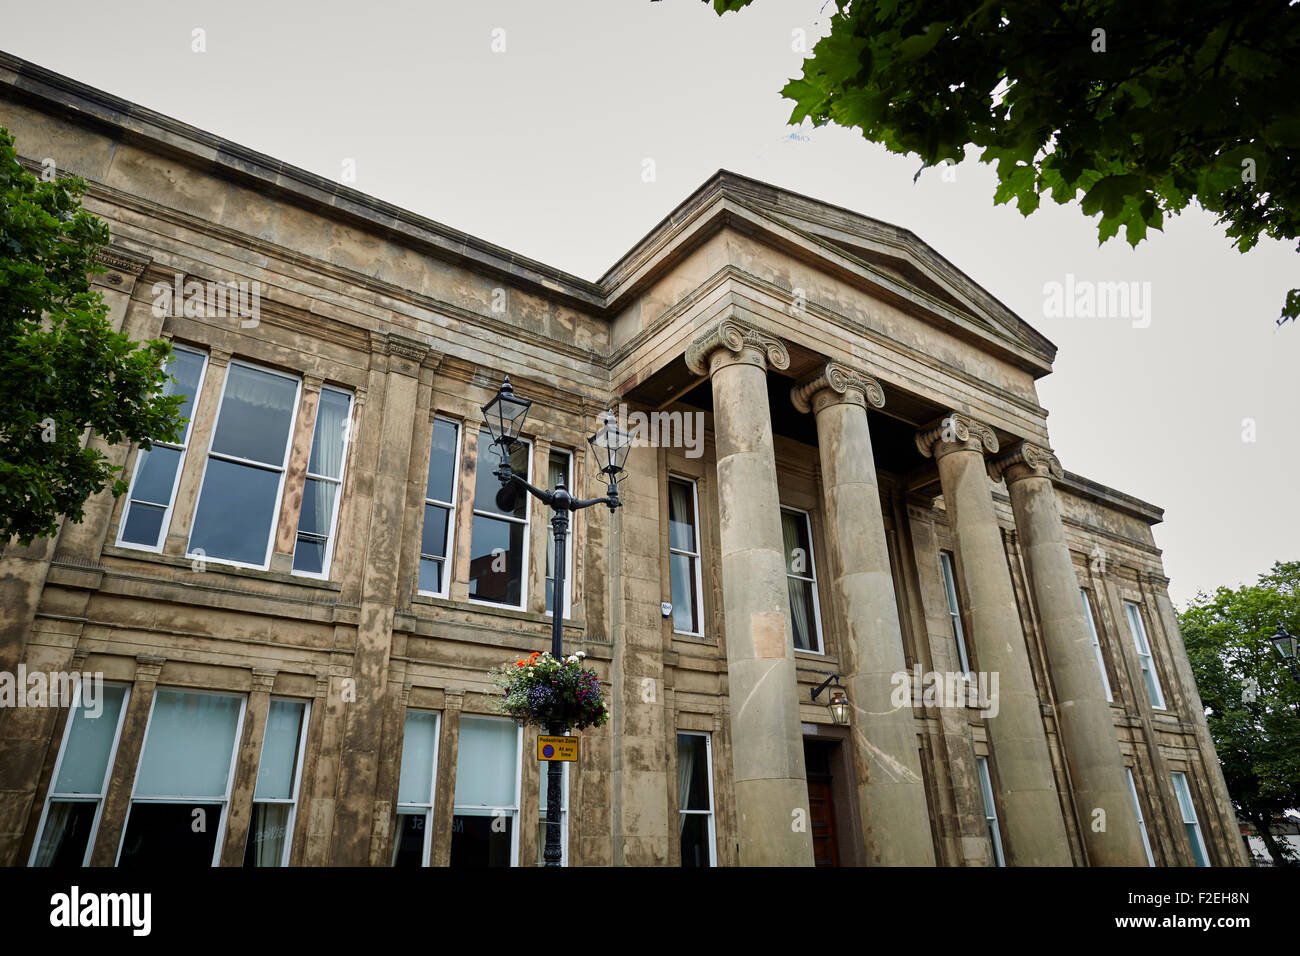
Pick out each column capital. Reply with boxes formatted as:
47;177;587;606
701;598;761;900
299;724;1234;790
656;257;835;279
250;667;278;694
915;411;999;459
790;361;885;413
684;318;790;377
990;441;1063;484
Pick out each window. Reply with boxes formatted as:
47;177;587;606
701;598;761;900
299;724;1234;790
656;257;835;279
976;755;1005;866
545;449;573;618
292;387;352;577
1125;767;1155;866
29;683;130;866
118;347;207;550
677;732;715;867
1124;601;1165;709
118;689;245;867
782;508;823;653
419;418;461;597
451;715;521;867
244;698;309;867
939;551;972;674
1171;771;1210;866
536;756;569;866
469;430;531;608
392;710;440;866
188;361;301;569
668;477;704;635
1081;588;1113;701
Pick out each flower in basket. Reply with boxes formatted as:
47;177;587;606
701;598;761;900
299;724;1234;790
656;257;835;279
490;650;607;732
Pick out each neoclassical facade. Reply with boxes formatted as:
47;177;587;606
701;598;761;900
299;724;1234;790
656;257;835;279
0;54;1246;867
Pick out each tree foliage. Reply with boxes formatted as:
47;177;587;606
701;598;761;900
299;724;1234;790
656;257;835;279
709;0;1300;323
0;127;184;547
1179;561;1300;866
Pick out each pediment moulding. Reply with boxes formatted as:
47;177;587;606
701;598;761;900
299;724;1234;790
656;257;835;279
990;442;1064;485
684;316;791;377
914;411;1000;459
790;360;886;414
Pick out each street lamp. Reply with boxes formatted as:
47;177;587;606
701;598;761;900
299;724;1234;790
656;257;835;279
1270;623;1300;684
811;674;850;726
481;378;632;867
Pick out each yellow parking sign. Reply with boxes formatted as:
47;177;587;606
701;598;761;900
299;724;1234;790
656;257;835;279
537;735;578;762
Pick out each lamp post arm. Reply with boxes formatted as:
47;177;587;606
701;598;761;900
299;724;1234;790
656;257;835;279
496;465;555;507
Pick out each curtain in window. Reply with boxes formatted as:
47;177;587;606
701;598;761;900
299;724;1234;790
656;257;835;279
134;691;242;798
668;481;693;551
783;513;811;647
33;803;75;866
310;390;349;479
677;737;694;836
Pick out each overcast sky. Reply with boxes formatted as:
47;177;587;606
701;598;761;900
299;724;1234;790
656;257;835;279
2;0;1295;606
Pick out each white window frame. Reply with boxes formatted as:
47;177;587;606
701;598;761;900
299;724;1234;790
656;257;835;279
186;358;302;571
418;416;463;599
451;717;523;867
393;709;441;867
677;731;717;867
117;686;248;867
468;431;532;611
1171;771;1211;867
537;742;569;866
1081;588;1113;701
246;697;311;867
939;551;972;675
28;682;132;867
545;448;574;620
668;475;705;638
1125;767;1155;866
117;345;209;553
976;755;1005;866
1125;600;1166;710
292;387;353;580
781;506;824;654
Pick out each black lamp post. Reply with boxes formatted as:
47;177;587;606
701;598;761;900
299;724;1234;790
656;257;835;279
481;378;632;867
1270;623;1300;685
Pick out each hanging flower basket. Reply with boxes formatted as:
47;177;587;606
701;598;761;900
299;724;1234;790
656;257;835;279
490;650;608;732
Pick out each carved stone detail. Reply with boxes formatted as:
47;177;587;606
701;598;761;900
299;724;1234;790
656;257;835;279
990;441;1064;484
684;318;790;377
96;246;150;277
790;360;886;413
250;666;278;694
915;411;1000;458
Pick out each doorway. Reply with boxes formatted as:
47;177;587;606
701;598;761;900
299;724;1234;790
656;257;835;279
804;739;841;866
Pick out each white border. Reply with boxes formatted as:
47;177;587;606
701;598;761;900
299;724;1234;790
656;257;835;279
28;682;132;867
417;417;463;599
246;697;311;866
782;505;824;655
116;686;248;867
186;358;302;571
468;431;532;611
676;730;717;866
667;475;705;637
292;386;354;580
451;715;523;867
116;346;209;553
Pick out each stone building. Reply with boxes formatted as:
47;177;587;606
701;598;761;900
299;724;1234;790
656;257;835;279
0;54;1246;867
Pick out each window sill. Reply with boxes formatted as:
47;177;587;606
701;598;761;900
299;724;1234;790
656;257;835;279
100;545;343;592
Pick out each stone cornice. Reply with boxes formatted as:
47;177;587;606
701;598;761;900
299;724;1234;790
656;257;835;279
990;441;1063;484
684;317;790;377
915;411;1000;458
96;244;150;278
790;360;885;414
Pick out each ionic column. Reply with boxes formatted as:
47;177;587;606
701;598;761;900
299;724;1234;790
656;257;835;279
791;362;935;865
685;319;813;867
992;443;1148;865
915;414;1072;865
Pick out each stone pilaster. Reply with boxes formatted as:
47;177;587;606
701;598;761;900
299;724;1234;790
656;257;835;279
916;413;1072;865
791;362;934;865
329;331;433;865
992;442;1147;865
685;318;813;867
221;667;278;865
